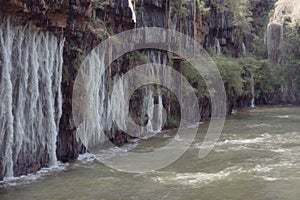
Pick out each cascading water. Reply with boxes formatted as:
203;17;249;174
142;87;164;134
215;38;221;54
128;0;136;23
75;50;113;149
250;72;255;108
242;43;247;56
0;17;64;178
74;47;133;149
157;91;163;131
144;89;155;133
266;0;300;63
143;50;166;134
75;49;167;149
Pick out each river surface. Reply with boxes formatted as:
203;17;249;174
1;106;300;200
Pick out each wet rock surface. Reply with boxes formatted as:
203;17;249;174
0;0;299;180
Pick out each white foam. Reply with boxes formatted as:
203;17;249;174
173;134;183;141
252;165;273;173
93;142;138;161
217;133;272;146
274;115;290;118
261;176;285;181
222;137;264;145
247;124;272;128
163;134;172;138
152;170;230;187
78;153;95;160
0;162;68;187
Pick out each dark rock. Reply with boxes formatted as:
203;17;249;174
1;0;294;181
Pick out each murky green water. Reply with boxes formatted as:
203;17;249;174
1;106;300;200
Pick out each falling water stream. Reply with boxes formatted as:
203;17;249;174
0;17;64;178
74;49;167;148
1;8;300;200
215;38;221;54
250;72;255;108
1;106;300;199
143;51;166;134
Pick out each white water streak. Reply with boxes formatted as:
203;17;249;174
0;17;64;178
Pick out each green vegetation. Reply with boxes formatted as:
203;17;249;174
171;0;210;19
202;0;299;104
180;61;210;99
87;17;110;39
213;55;280;99
213;0;253;35
279;17;300;87
170;0;191;20
197;0;210;15
91;0;114;10
171;55;280;105
130;51;149;65
165;116;180;129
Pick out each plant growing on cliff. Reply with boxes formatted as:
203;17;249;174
213;0;253;40
213;55;278;99
231;0;253;35
92;0;114;9
171;0;190;20
214;55;244;97
180;60;210;99
130;51;149;66
87;17;109;39
255;59;282;94
197;0;210;15
278;22;300;87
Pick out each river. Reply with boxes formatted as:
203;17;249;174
0;106;300;200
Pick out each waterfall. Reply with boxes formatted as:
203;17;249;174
267;1;285;63
75;49;167;149
0;17;64;178
75;49;133;149
266;0;299;63
215;38;221;54
157;91;163;131
142;50;167;134
242;43;247;56
267;22;283;63
250;72;255;108
144;89;155;133
75;51;112;149
142;88;164;134
128;0;136;23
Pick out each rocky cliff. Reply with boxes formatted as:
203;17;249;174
0;0;298;180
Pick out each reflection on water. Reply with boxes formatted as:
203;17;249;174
1;106;300;200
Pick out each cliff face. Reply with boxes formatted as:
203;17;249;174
0;0;92;31
0;0;253;180
0;0;95;179
0;12;65;180
205;0;238;56
0;0;206;179
265;0;300;104
0;1;137;180
1;0;296;180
